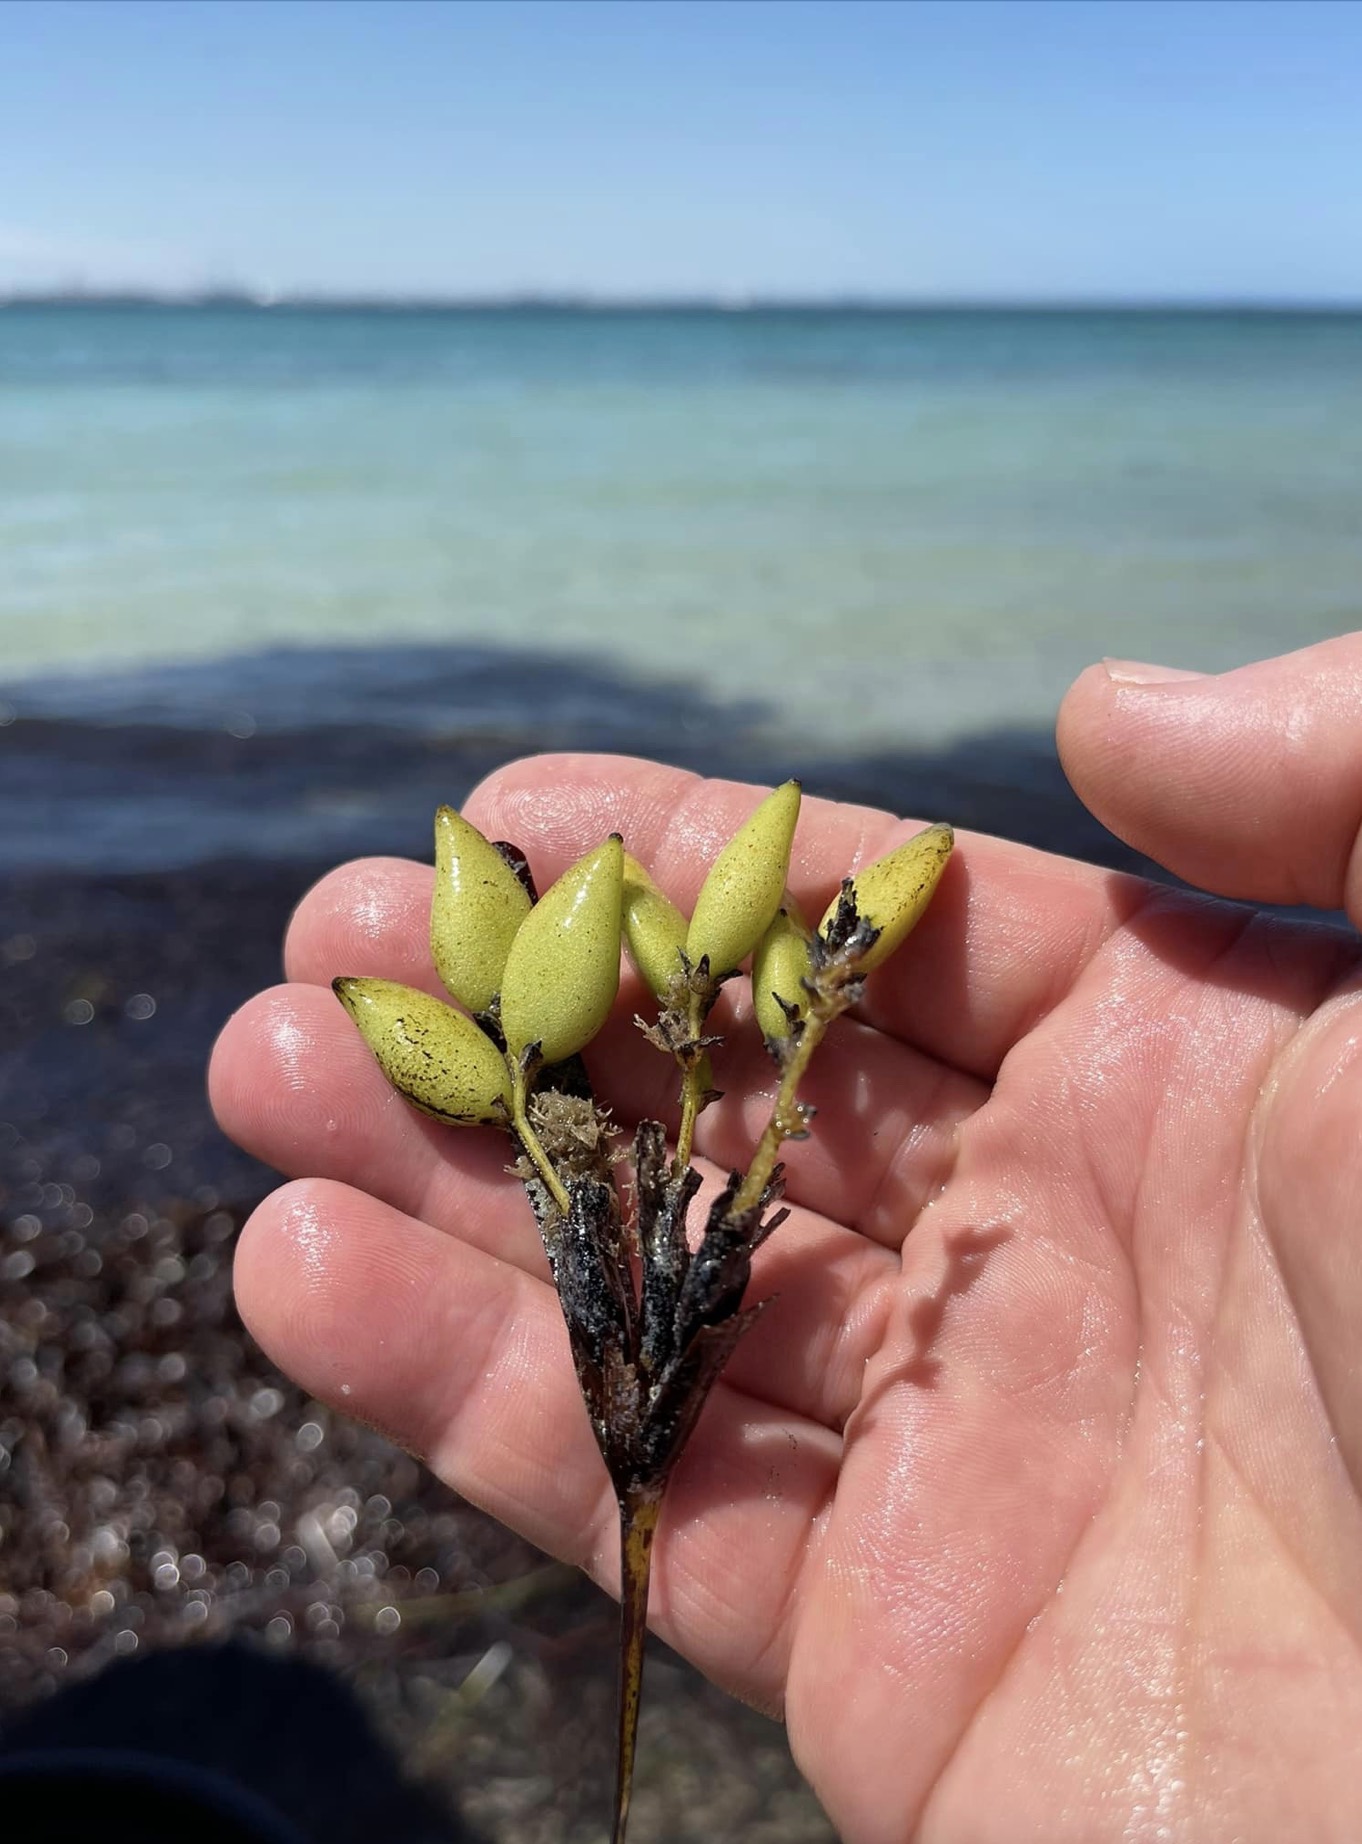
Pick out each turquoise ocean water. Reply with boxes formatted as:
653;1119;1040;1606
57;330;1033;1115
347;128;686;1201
3;306;1360;747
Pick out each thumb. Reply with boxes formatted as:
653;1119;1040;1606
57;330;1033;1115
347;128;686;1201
1056;632;1362;925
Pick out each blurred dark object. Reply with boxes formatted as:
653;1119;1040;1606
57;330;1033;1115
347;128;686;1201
0;640;1154;878
0;1641;469;1842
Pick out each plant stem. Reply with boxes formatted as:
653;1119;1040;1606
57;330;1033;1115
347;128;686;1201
510;1059;572;1216
731;1011;829;1215
612;1484;662;1844
673;994;706;1174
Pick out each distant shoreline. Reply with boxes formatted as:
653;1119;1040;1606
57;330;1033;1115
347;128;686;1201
3;292;1361;316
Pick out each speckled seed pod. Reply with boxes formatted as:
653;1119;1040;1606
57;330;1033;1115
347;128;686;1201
622;853;689;1000
499;836;624;1065
823;822;954;974
430;806;533;1016
334;977;512;1125
751;897;815;1045
685;779;802;979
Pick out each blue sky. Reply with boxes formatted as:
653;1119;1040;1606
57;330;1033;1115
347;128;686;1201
2;0;1360;302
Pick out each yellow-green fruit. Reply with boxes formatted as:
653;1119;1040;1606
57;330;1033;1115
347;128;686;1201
334;977;511;1125
685;779;802;978
622;853;688;999
822;822;954;973
430;806;532;1016
752;898;815;1044
499;836;624;1064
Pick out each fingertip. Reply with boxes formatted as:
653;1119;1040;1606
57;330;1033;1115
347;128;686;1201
1059;659;1116;710
463;753;694;881
232;1178;367;1397
1056;659;1201;789
210;982;406;1178
1055;663;1122;810
232;1178;457;1467
233;1176;324;1330
207;986;299;1140
1057;635;1362;913
283;856;435;987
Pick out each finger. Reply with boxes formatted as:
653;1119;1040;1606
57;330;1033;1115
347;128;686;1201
461;753;1143;1080
279;863;985;1240
210;983;535;1264
236;1177;840;1706
1058;633;1362;926
211;985;897;1431
282;855;435;989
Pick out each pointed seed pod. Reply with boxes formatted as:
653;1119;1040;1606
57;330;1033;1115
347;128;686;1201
430;806;532;1015
622;853;689;1000
821;822;954;974
499;836;624;1065
334;977;511;1125
685;779;802;979
752;896;815;1045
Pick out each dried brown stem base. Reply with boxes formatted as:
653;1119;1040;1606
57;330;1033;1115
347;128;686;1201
613;1485;662;1844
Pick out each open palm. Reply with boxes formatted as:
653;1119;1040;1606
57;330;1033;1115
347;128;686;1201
211;639;1362;1843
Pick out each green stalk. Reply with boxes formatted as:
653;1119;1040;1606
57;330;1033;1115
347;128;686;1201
510;1058;572;1216
731;1010;830;1216
672;994;706;1174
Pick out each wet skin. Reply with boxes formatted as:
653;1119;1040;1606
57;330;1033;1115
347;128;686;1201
212;634;1362;1843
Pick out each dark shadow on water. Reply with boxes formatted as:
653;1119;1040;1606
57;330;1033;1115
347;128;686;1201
0;637;1158;878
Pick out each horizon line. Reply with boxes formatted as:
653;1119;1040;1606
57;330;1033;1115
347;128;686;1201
2;288;1361;315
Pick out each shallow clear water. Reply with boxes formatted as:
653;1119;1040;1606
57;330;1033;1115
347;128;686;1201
4;306;1360;750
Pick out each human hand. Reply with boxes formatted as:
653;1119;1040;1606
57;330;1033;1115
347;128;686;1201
210;633;1362;1843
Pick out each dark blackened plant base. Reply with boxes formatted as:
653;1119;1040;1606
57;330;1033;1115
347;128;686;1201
517;1092;785;1844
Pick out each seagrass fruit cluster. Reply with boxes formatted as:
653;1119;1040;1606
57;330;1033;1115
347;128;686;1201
334;783;954;1844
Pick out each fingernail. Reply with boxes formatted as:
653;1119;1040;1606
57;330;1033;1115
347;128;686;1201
1102;659;1208;687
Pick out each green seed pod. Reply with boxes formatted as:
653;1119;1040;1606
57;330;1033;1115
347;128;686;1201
621;853;688;1000
430;806;532;1016
685;779;802;979
334;977;511;1126
752;896;815;1045
822;822;954;974
499;836;624;1065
